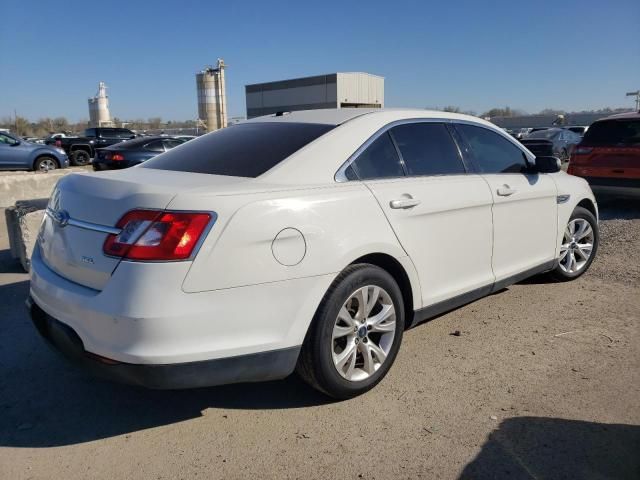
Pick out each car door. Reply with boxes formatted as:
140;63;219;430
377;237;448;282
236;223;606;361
0;133;26;169
454;123;558;285
348;121;495;308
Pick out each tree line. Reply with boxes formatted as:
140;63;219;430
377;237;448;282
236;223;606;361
0;116;199;138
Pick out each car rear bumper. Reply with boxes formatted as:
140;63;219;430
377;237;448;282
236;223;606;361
29;244;334;387
28;297;300;389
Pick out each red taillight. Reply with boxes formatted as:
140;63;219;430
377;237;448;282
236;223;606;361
111;152;125;161
103;210;211;261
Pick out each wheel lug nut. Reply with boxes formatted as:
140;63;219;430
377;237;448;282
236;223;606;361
367;325;372;330
363;337;368;343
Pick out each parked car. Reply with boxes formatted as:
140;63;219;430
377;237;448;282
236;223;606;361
93;136;185;170
29;109;598;399
521;128;582;161
510;128;532;140
0;131;69;171
568;112;640;198
45;127;136;166
565;126;589;137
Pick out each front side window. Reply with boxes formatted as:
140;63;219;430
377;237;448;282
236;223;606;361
84;128;96;137
456;124;529;173
351;132;405;180
389;123;465;176
0;133;17;144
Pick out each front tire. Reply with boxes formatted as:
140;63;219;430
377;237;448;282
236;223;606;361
550;206;598;281
297;264;404;399
34;156;58;172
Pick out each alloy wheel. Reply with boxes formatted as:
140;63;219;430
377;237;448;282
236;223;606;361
332;285;396;381
39;158;56;171
559;218;594;274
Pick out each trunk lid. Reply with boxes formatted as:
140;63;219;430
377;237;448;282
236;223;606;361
38;169;252;290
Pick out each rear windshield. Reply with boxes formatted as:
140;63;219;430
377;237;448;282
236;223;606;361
582;119;640;146
142;122;334;177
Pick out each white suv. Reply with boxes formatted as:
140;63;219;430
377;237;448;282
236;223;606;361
29;109;599;398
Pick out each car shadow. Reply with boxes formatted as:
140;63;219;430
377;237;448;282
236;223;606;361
459;416;640;479
0;278;334;449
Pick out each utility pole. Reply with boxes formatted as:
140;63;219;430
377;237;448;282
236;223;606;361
626;91;640;112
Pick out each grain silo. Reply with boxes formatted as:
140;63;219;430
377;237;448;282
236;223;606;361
88;82;113;127
196;59;227;132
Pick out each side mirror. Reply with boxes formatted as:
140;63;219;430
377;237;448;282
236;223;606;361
534;156;561;173
10;140;20;146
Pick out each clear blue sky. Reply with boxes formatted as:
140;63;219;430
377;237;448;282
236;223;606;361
1;0;638;122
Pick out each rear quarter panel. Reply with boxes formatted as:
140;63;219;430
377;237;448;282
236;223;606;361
170;183;419;301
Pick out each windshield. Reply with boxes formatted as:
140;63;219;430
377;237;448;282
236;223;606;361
142;122;335;177
582;119;640;146
526;129;559;139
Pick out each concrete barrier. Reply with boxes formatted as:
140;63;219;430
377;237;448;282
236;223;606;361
0;170;70;208
4;200;47;272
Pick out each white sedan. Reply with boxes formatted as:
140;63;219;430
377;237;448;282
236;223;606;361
29;109;599;398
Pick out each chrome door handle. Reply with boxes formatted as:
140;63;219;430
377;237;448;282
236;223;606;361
389;198;421;209
497;185;517;196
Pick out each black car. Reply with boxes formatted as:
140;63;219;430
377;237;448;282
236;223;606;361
520;128;582;162
46;127;136;166
93;136;185;170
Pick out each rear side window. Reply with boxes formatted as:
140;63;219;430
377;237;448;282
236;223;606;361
144;140;165;152
84;128;96;137
456;124;528;173
390;123;465;176
582;119;640;146
351;132;405;180
143;122;334;177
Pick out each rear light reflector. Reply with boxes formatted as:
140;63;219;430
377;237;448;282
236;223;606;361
104;210;212;261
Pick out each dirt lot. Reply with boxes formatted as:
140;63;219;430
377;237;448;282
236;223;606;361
1;198;639;479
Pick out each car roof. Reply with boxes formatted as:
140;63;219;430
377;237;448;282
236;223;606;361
243;108;490;126
601;111;640;121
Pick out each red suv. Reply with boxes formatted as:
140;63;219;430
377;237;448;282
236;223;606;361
568;112;640;197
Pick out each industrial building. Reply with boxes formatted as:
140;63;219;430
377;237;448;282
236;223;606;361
88;82;113;127
245;72;384;118
196;59;228;132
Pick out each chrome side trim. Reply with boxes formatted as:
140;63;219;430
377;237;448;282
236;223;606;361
45;208;122;235
557;194;571;204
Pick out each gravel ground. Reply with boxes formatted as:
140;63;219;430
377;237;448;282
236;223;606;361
0;199;638;480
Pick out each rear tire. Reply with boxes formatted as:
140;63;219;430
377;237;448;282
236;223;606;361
71;150;91;166
297;264;404;399
550;206;598;281
33;156;58;172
